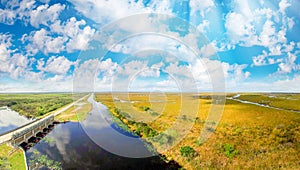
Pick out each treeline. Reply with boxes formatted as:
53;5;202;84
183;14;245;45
0;93;73;118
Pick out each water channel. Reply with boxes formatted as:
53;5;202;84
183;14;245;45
0;106;33;135
25;95;180;169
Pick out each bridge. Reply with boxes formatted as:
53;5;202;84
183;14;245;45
11;115;56;147
0;94;90;148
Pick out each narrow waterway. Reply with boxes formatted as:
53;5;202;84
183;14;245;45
0;106;33;135
227;95;300;113
25;95;180;169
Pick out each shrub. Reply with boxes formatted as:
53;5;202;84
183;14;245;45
152;133;174;145
7;101;17;107
222;143;238;158
114;108;120;114
140;106;150;111
134;122;158;137
180;146;197;159
269;125;294;144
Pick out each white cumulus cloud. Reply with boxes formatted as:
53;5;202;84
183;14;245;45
37;56;74;75
29;3;65;28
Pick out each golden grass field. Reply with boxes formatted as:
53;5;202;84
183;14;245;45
96;92;300;169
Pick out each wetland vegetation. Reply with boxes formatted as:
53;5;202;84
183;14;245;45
96;92;300;169
1;92;299;169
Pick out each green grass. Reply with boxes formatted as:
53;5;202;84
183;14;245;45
0;144;11;157
180;146;197;159
8;149;26;170
0;143;26;170
55;97;92;122
222;143;238;158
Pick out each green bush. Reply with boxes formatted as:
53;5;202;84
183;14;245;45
180;146;197;159
140;106;150;111
134;122;158;137
222;143;238;158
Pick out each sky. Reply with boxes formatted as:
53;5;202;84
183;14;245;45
0;0;300;92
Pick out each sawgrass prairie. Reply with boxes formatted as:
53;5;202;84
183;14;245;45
96;92;300;169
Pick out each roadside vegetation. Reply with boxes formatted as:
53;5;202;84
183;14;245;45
96;93;300;169
55;97;92;122
0;143;26;170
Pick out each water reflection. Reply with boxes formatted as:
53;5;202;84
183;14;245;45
0;106;33;134
26;95;181;169
80;96;154;158
26;122;180;169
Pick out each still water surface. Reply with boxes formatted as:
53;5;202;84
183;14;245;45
0;106;33;134
26;96;180;169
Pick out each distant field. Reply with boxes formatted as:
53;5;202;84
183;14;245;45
96;93;300;169
236;93;300;111
0;93;87;118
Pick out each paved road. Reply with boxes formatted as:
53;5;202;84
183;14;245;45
0;94;90;144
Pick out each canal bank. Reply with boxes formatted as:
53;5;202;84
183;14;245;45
0;143;26;170
24;94;181;169
97;97;181;166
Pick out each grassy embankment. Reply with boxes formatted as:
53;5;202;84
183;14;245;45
0;143;26;170
55;96;92;122
96;93;300;169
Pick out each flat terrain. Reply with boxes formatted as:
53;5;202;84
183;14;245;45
236;93;300;111
0;93;73;118
0;93;88;118
55;96;92;122
0;143;26;170
96;92;300;169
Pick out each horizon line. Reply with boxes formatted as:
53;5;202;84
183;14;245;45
0;91;299;94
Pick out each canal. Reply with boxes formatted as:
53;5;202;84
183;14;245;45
0;106;33;135
25;95;180;169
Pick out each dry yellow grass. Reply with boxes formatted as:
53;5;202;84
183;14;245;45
96;93;300;169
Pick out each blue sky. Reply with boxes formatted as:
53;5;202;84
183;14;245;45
0;0;299;92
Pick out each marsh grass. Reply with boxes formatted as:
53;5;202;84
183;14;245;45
96;93;300;169
29;149;61;170
238;93;300;111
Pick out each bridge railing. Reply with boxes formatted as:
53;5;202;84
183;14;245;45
12;115;54;140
